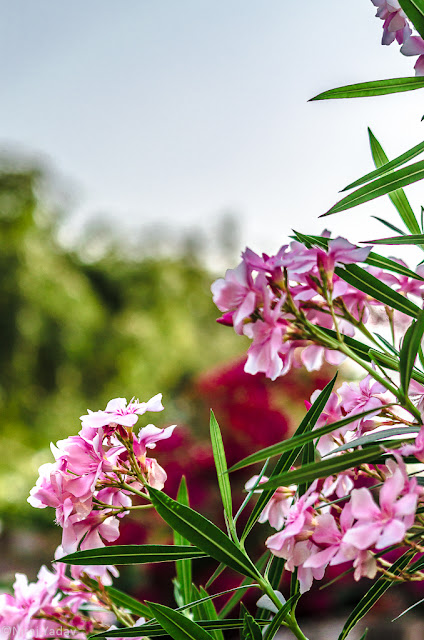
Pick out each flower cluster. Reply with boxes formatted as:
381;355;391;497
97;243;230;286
212;236;374;380
0;550;146;640
254;457;421;593
28;395;175;560
372;0;424;75
212;237;424;381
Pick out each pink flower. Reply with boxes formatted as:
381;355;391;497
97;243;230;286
305;504;355;571
316;237;371;274
211;260;261;334
401;35;424;75
245;475;296;530
338;374;389;434
266;483;319;558
372;0;411;45
343;466;418;550
80;394;164;431
399;424;424;462
244;293;289;381
63;512;121;554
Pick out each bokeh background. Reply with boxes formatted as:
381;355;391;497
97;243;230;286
2;1;424;637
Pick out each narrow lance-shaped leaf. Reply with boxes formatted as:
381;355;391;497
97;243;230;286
367;129;422;237
209;410;234;535
343;139;424;192
309;77;424;101
59;544;207;566
148;487;259;580
174;476;193;607
197;587;224;640
258;446;384;491
362;233;424;245
399;0;424;39
146;602;214;640
323;159;424;218
337;551;414;640
93;618;269;638
240;374;337;541
399;309;424;397
372;216;406;236
329;425;419;455
242;610;263;640
79;580;152;619
335;264;421;318
263;594;301;640
230;407;385;471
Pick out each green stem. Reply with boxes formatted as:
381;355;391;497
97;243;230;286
258;578;309;640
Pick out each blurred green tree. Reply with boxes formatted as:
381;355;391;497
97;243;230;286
0;165;243;521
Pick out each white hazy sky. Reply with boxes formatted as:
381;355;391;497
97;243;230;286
2;1;424;261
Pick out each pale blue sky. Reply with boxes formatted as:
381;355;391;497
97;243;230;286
1;1;424;261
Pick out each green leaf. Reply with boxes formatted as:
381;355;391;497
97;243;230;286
59;544;207;566
148;487;259;579
372;216;406;236
263;594;301;640
174;477;193;607
368;129;422;237
258;446;384;491
362;233;424;245
329;426;419;454
392;596;424;621
400;309;424;396
399;0;424;39
309;77;424;101
93;618;269;638
240;375;337;541
337;551;413;640
229;407;385;471
197;588;224;640
335;264;421;318
103;586;152;619
147;602;214;640
242;611;263;640
209;410;234;534
323;159;424;218
268;555;286;592
343;139;424;192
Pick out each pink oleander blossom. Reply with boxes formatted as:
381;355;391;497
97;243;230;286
343;466;418;550
211;260;262;334
244;293;289;381
399;424;424;462
372;0;411;45
338;374;389;435
266;483;319;560
316;237;371;275
245;475;296;530
401;35;424;75
80;394;164;431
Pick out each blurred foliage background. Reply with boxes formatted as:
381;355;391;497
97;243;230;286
0;162;245;521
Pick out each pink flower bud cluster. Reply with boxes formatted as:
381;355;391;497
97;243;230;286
28;395;175;556
259;458;420;593
371;0;424;75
